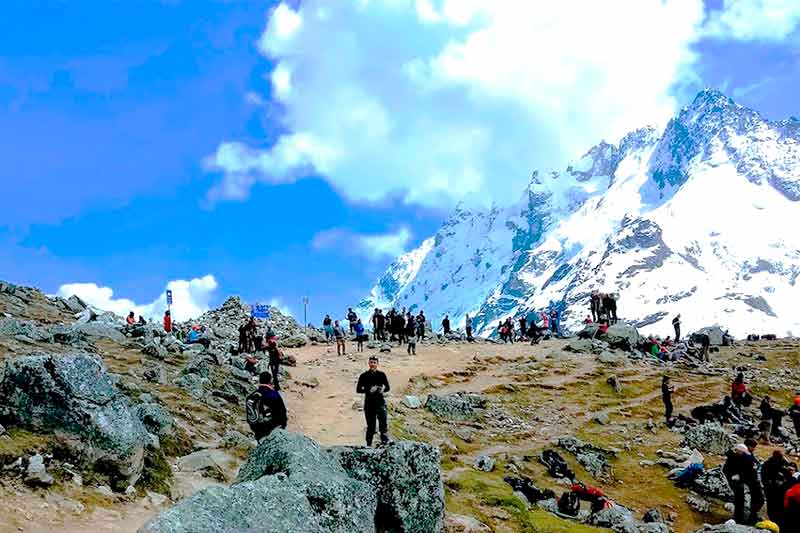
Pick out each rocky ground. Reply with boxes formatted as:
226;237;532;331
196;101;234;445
0;280;797;532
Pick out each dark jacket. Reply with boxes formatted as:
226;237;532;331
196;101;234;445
257;385;287;430
356;370;390;403
723;450;758;486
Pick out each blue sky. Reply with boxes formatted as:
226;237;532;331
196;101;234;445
1;0;799;323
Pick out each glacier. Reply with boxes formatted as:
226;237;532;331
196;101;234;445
357;89;800;339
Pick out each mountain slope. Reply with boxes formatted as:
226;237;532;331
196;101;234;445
359;90;800;338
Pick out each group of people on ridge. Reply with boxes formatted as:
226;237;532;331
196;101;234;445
497;309;560;343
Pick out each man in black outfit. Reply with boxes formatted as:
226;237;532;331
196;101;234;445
723;441;764;525
356;356;391;446
442;315;451;335
672;314;681;341
761;449;791;524
266;338;282;391
662;376;675;425
249;371;288;441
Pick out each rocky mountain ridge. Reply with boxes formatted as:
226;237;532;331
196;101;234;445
358;89;800;338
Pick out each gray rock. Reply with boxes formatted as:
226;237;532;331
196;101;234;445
330;440;445;533
557;436;614;479
143;364;167;384
642;508;664;524
590;503;669;532
72;322;126;342
443;513;490;532
174;373;209;399
473;455;495;472
24;454;54;487
402;395;422;409
598;350;626;365
692;466;734;501
686;493;711;513
691;523;764;533
177;450;227;481
425;392;487;420
143;340;168;360
603;324;643;351
593;413;611;425
281;334;308;348
691;326;726;346
0;352;149;490
564;339;593;353
135;403;174;438
221;430;256;454
607;375;623;394
682;424;737;455
0;317;52;343
380;344;392;353
139;476;327;533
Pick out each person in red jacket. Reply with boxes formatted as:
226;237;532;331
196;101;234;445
731;373;749;406
783;476;800;531
163;310;172;333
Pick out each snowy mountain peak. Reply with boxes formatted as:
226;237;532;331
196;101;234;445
360;90;800;338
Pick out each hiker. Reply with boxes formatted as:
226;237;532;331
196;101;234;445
356;356;390;446
528;321;543;345
697;332;711;361
396;311;406;345
347;308;358;334
602;293;618;324
354;318;367;353
333;320;347;356
518;316;527;341
782;466;800;531
163;310;172;333
723;442;763;525
672;314;681;341
732;373;750;407
246;371;288;441
266;338;282;390
322;314;333;341
187;325;210;348
759;396;786;443
238;321;249;353
126;311;136;326
788;397;800;439
762;449;791;524
590;291;600;323
244;353;259;376
662;376;675;425
372;308;385;341
405;313;416;352
407;329;417;355
442;315;451;335
549;309;559;336
505;318;515;343
416;311;426;342
465;314;474;342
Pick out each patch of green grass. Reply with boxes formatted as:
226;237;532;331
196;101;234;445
136;447;173;496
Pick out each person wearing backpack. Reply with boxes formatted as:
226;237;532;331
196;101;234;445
356;356;390;446
266;338;283;390
246;371;287;441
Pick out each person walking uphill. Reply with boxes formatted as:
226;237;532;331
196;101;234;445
246;371;288;442
672;314;681;342
333;320;347;356
356;356;390;447
266;338;283;390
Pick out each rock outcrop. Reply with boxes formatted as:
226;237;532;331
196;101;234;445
142;430;444;533
0;352;149;490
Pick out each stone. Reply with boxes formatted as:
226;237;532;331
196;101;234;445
686;493;711;513
642;508;664;523
220;430;256;454
425;392;487;420
682;423;737;455
607;375;623;394
691;523;764;533
147;491;169;508
402;395;422;409
95;485;115;498
177;450;228;482
593;413;610;425
0;317;52;342
329;440;445;533
452;428;474;443
135;403;174;438
280;353;298;367
564;339;593;353
691;326;726;346
174;373;209;400
24;454;54;487
602;324;643;351
444;513;490;533
557;436;614;479
0;352;149;490
281;334;308;348
72;322;126;342
598;351;626;365
143;364;167;384
473;455;495;472
590;503;669;533
143;341;168;360
692;466;734;501
380;344;392;353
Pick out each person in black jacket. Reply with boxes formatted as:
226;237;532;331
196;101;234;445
788;397;800;439
266;338;282;391
762;449;791;524
723;442;763;525
250;371;288;441
356;356;391;446
662;376;675;425
442;315;451;335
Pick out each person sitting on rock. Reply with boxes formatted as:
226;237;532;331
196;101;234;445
731;373;750;407
356;356;390;446
759;396;786;443
126;311;136;326
245;371;287;441
584;314;593;324
244;354;259;376
187;325;210;349
787;397;800;439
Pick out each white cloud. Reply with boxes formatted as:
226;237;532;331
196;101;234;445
312;227;411;261
269;297;294;317
207;0;797;210
705;0;800;41
56;275;218;322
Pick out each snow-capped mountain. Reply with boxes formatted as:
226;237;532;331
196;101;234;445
357;90;800;338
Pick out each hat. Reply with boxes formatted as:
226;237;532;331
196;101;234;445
734;443;749;454
794;396;800;406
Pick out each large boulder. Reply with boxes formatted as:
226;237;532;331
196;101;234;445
589;503;669;533
692;524;764;533
0;317;52;343
691;326;725;346
692;466;734;501
602;324;642;351
682;424;737;455
557;436;615;479
329;441;445;533
145;430;444;533
0;352;149;490
71;321;126;342
425;393;487;420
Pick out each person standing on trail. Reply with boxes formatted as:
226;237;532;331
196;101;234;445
416;311;426;342
333;320;347;356
662;376;675;426
723;442;763;525
356;356;390;446
347;308;358;334
590;291;600;323
354;318;367;353
266;338;283;390
465;314;474;342
372;308;385;341
396;311;407;345
550;309;559;336
672;314;681;342
163;310;172;333
322;314;333;341
762;449;791;524
442;315;451;335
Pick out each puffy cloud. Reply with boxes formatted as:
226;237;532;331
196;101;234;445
56;275;218;322
269;297;294;317
208;0;707;208
312;227;411;260
705;0;800;41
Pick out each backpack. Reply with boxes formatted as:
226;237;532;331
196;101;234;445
246;391;273;430
540;449;574;479
557;491;580;517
